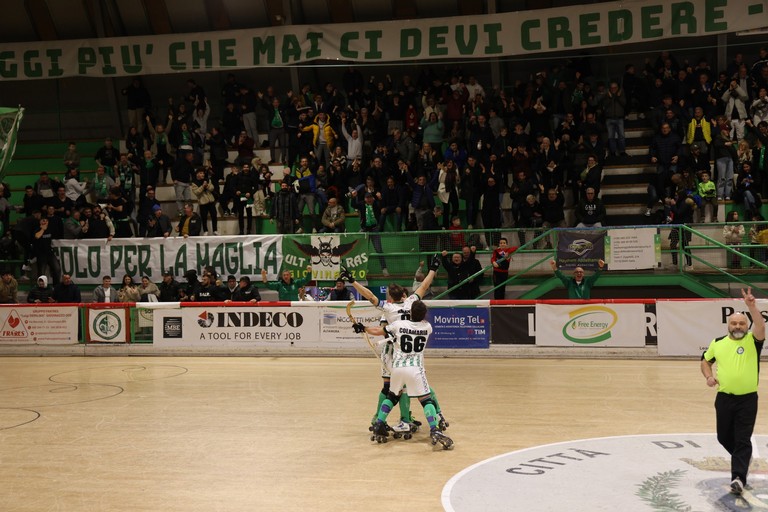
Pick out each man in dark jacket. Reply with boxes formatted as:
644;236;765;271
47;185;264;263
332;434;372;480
231;276;262;302
176;203;202;237
158;270;181;301
326;279;353;301
180;269;200;301
440;250;474;300
171;152;195;215
647;122;682;213
358;192;388;275
271;179;300;234
195;272;227;302
575;188;606;228
52;274;82;303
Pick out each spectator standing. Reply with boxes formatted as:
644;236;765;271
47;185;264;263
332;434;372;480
95;137;119;171
32;217;61;286
320;197;346;233
63;142;80;172
723;211;745;269
172;152;195;216
491;237;517;300
440;250;473;300
121;78;151;133
235;164;258;235
550;259;605;299
270;180;300;234
713;128;737;199
176;204;202;238
647;123;682;215
190;168;218;235
358;192;388;276
261;266;312;301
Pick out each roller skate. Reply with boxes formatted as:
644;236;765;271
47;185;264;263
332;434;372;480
430;428;454;450
371;420;390;444
401;415;422;433
438;413;450;432
391;420;415;440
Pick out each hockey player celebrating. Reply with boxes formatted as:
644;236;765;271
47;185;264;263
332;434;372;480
356;300;454;450
340;253;448;435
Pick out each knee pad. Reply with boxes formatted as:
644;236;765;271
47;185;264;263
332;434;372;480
420;397;436;409
381;382;390;395
386;391;401;406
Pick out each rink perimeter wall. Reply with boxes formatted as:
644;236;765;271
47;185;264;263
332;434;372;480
0;299;762;358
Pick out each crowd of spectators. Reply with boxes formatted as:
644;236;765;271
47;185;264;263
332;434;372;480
6;45;768;287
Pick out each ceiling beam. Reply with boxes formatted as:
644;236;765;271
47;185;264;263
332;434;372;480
264;0;286;26
526;0;553;9
204;0;231;31
83;0;116;38
392;0;417;20
140;0;173;34
458;0;485;16
24;0;58;41
327;0;354;24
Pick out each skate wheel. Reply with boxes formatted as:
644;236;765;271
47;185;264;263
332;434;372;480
404;433;412;440
410;425;418;433
393;433;402;439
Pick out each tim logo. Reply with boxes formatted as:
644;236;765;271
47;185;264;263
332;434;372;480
164;317;182;338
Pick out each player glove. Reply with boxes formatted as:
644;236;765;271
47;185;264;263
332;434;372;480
339;265;355;283
352;322;366;334
429;253;441;272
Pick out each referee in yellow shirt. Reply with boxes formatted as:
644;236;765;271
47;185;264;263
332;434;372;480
701;287;765;496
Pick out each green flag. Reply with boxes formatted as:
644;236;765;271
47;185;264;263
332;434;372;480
0;107;24;181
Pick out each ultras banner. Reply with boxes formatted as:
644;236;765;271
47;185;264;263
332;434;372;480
53;235;283;284
1;0;765;79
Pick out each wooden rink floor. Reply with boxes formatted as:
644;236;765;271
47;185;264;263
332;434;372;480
0;356;750;512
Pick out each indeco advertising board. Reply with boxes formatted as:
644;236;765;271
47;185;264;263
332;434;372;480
152;306;320;347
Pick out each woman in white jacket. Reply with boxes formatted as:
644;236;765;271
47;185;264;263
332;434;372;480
436;160;460;229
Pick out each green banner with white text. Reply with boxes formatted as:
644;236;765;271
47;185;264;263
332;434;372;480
1;0;766;80
282;233;369;282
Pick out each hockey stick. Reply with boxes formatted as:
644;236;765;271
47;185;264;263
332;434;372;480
346;300;379;357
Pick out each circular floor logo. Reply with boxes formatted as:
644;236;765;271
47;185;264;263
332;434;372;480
92;311;121;341
443;434;768;511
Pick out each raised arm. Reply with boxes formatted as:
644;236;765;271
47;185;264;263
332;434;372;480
339;265;380;307
414;254;441;298
743;287;765;340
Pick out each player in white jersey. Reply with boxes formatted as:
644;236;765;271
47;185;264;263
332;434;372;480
340;254;449;434
359;300;453;449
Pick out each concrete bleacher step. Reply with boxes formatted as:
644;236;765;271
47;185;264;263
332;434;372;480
601;192;648;205
601;184;648;196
